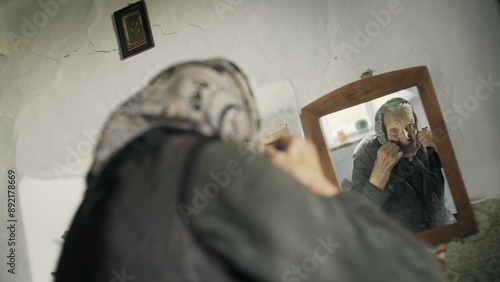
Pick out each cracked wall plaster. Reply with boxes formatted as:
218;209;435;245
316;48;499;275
0;0;498;205
1;0;499;200
0;1;499;281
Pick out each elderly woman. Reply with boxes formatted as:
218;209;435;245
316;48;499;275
55;60;443;281
351;97;456;233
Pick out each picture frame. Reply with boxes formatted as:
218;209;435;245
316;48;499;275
113;1;155;59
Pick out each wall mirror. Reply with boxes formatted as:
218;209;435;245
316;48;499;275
301;66;478;245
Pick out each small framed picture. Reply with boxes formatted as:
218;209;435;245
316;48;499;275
113;1;154;59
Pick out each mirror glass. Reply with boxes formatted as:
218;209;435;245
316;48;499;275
319;87;457;233
301;66;478;244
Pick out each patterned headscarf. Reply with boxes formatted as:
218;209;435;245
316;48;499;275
374;97;420;144
89;59;261;176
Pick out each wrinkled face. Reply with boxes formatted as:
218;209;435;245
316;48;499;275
384;108;419;157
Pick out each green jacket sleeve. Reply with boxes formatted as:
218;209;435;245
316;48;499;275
351;156;395;206
184;140;443;282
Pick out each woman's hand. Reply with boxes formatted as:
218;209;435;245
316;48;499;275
265;136;340;197
369;142;404;190
418;127;437;152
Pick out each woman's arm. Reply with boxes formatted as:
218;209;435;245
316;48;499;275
184;139;443;282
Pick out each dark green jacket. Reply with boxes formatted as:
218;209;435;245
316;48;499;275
187;136;444;281
57;129;444;282
351;138;456;233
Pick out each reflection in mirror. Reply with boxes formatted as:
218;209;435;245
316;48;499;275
301;66;478;245
319;87;457;233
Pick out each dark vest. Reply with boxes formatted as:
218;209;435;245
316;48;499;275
55;128;246;282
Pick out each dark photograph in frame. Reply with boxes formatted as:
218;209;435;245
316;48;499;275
113;1;155;59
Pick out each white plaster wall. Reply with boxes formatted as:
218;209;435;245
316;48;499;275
18;177;85;282
0;0;499;281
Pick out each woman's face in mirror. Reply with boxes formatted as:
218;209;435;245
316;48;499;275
384;108;419;158
303;66;479;244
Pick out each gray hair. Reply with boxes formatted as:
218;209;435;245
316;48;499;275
374;97;420;144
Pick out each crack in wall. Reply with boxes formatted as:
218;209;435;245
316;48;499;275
63;43;86;58
152;23;242;42
151;22;271;65
150;23;278;81
30;40;117;61
88;39;118;54
0;116;16;122
26;92;43;104
30;51;60;61
86;2;117;55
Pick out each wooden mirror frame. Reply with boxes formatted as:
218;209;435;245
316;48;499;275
301;66;478;244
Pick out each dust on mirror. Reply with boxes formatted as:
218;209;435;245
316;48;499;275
319;87;457;233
